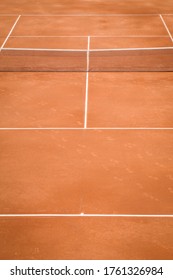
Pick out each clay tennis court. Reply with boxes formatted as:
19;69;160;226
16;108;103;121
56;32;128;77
0;0;173;260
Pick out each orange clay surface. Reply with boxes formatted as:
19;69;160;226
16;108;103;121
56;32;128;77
0;0;173;260
10;16;168;37
0;130;173;215
0;0;173;14
0;217;173;260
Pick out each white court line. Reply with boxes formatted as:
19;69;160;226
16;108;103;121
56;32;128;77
0;128;173;130
3;47;86;51
21;14;160;16
10;35;170;38
10;35;89;38
87;127;173;130
0;214;172;217
84;36;90;129
3;46;173;52
0;14;167;16
0;15;21;50
160;15;173;43
90;46;173;51
0;128;83;130
1;13;173;16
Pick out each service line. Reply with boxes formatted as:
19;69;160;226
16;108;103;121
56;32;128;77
0;214;173;217
0;127;173;130
3;46;173;52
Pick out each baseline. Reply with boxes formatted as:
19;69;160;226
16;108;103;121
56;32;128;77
0;214;173;217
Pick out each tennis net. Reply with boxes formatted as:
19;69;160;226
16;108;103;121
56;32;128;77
0;47;173;71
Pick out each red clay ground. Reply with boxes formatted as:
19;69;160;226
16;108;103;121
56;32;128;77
0;0;173;14
0;1;173;260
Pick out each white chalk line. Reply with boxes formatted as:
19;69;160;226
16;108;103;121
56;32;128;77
9;35;170;38
2;46;173;52
3;46;173;53
1;13;173;16
0;15;21;50
0;214;172;218
160;15;173;43
0;128;173;131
